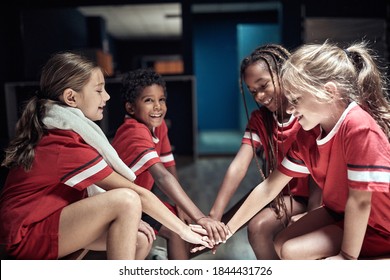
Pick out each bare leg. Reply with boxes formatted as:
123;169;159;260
274;207;343;259
74;225;153;260
58;188;142;260
159;225;190;260
247;196;306;259
135;232;153;260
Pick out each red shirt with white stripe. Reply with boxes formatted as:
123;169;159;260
242;107;309;197
279;102;390;235
0;130;113;245
111;117;175;191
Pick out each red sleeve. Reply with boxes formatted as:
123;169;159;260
158;120;175;168
342;111;390;192
241;110;263;148
112;120;161;176
58;143;113;191
278;138;310;178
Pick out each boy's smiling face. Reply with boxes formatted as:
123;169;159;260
126;84;167;131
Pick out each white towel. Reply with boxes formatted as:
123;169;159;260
42;103;136;196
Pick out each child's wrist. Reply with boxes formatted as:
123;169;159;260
196;216;207;223
340;249;357;260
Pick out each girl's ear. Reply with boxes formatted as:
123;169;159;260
61;88;77;107
125;102;135;115
324;82;338;99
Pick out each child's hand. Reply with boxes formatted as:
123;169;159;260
181;224;213;249
189;224;232;254
138;220;156;244
189;224;210;253
196;216;230;245
189;223;207;234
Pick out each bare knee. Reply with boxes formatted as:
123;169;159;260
108;188;141;214
137;232;153;252
247;212;276;240
278;239;300;260
248;216;265;237
136;232;153;260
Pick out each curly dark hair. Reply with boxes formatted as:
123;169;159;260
121;68;167;104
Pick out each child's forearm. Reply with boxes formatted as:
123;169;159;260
340;189;372;259
138;185;188;234
307;176;323;211
156;174;205;221
227;183;269;233
209;171;246;220
227;170;291;233
210;144;254;220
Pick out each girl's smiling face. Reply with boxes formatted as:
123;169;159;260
285;84;342;134
285;90;325;131
126;84;167;131
244;61;287;113
74;68;110;121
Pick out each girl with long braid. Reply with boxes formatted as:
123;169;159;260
208;44;322;259
197;41;390;260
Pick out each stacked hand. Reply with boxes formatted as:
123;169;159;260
195;216;230;245
180;224;213;249
189;221;233;254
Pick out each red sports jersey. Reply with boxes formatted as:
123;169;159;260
111;117;175;191
242;107;309;197
0;129;113;246
279;102;390;236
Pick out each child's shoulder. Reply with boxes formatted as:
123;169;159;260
121;117;150;130
342;103;379;133
114;118;152;141
44;129;83;142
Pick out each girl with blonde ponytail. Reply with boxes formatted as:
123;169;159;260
196;41;390;260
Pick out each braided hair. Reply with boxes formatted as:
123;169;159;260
239;44;291;221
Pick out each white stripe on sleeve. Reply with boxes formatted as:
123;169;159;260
243;131;261;144
348;170;390;183
131;151;159;173
65;159;108;187
160;153;174;163
281;157;310;174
